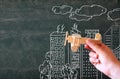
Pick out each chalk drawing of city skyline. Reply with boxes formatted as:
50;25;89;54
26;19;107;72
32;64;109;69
39;23;120;79
39;4;120;79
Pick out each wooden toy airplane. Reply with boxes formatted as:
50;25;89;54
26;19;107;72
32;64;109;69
64;31;102;52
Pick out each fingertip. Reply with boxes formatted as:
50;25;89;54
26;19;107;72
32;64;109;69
84;44;88;48
84;44;92;51
89;51;98;59
89;57;100;65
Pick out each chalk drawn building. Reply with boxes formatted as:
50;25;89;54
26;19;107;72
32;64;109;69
69;24;81;69
104;25;120;49
50;25;66;78
113;45;120;60
80;29;100;79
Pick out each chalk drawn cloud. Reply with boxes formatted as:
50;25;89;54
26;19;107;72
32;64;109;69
107;8;120;21
69;12;92;21
75;4;107;17
52;5;73;15
52;4;107;21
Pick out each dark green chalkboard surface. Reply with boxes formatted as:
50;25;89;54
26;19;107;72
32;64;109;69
0;0;119;79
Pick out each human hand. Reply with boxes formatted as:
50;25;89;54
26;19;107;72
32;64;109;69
85;39;120;79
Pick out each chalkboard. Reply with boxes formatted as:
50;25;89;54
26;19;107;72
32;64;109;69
0;0;120;79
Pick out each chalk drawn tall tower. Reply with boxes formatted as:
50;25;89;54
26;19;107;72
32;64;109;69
69;23;81;68
113;45;120;60
104;25;120;49
50;25;66;78
80;29;100;79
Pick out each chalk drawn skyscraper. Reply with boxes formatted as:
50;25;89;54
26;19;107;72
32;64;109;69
50;25;66;78
80;29;100;79
113;45;120;60
69;23;81;69
104;25;120;49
